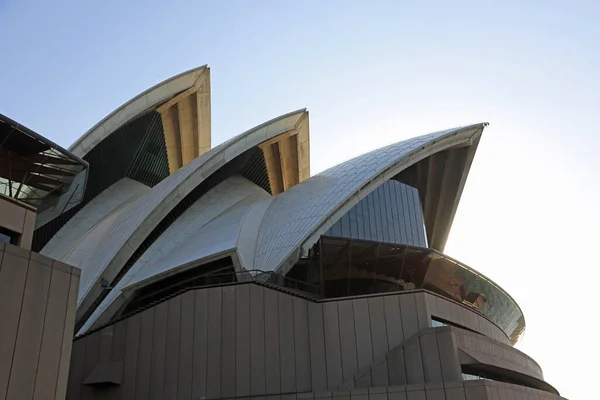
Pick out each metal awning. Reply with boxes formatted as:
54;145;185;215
0;113;88;212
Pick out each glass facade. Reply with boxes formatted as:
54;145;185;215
326;180;427;247
315;236;525;344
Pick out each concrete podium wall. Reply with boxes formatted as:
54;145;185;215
0;243;80;400
0;195;36;250
67;284;559;400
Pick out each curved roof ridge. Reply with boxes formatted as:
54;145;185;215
73;108;308;329
253;123;486;274
69;65;209;157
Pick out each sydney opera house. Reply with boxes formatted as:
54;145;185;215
0;65;565;400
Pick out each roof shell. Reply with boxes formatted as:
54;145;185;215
253;123;485;275
69;65;208;159
72;109;307;326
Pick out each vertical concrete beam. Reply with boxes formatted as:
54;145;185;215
159;106;183;174
196;69;211;156
261;143;284;195
279;135;299;190
177;94;198;166
296;112;311;182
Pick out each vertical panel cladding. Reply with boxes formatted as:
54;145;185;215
350;389;368;400
352;299;373;371
163;296;182;399
80;331;101;399
236;285;251;397
384;295;404;350
400;184;413;245
348;205;358;239
0;251;29;399
322;302;343;389
399;294;419;339
414;292;430;330
337;300;358;381
383;181;395;241
360;195;371;239
67;338;87;400
98;325;114;364
264;288;281;394
7;259;52;400
178;291;195;400
367;195;377;243
387;182;400;244
33;268;71;400
136;308;155;400
354;371;371;389
206;287;222;399
412;189;427;247
388;388;408;400
111;318;128;362
386;347;407;386
464;383;488;400
249;285;266;396
192;289;209;400
122;313;141;400
149;301;167;400
445;387;467;400
367;297;389;361
404;337;425;384
325;181;427;246
278;292;296;393
221;287;237;398
435;331;461;383
56;272;79;400
292;297;312;393
341;213;351;237
307;301;327;392
372;186;384;242
370;390;388;400
406;185;421;247
419;333;443;383
370;358;390;387
354;196;364;240
393;183;406;243
426;388;446;400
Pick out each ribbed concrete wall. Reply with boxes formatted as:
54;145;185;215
0;243;80;400
67;284;557;400
68;285;431;399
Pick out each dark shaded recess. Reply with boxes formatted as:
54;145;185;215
32;111;170;251
75;146;271;332
117;257;234;318
0;117;50;156
393;145;470;250
461;365;559;395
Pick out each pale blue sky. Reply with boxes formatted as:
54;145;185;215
1;1;598;398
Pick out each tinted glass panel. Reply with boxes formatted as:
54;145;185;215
325;181;427;246
319;236;525;344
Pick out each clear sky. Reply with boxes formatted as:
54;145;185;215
1;1;598;398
